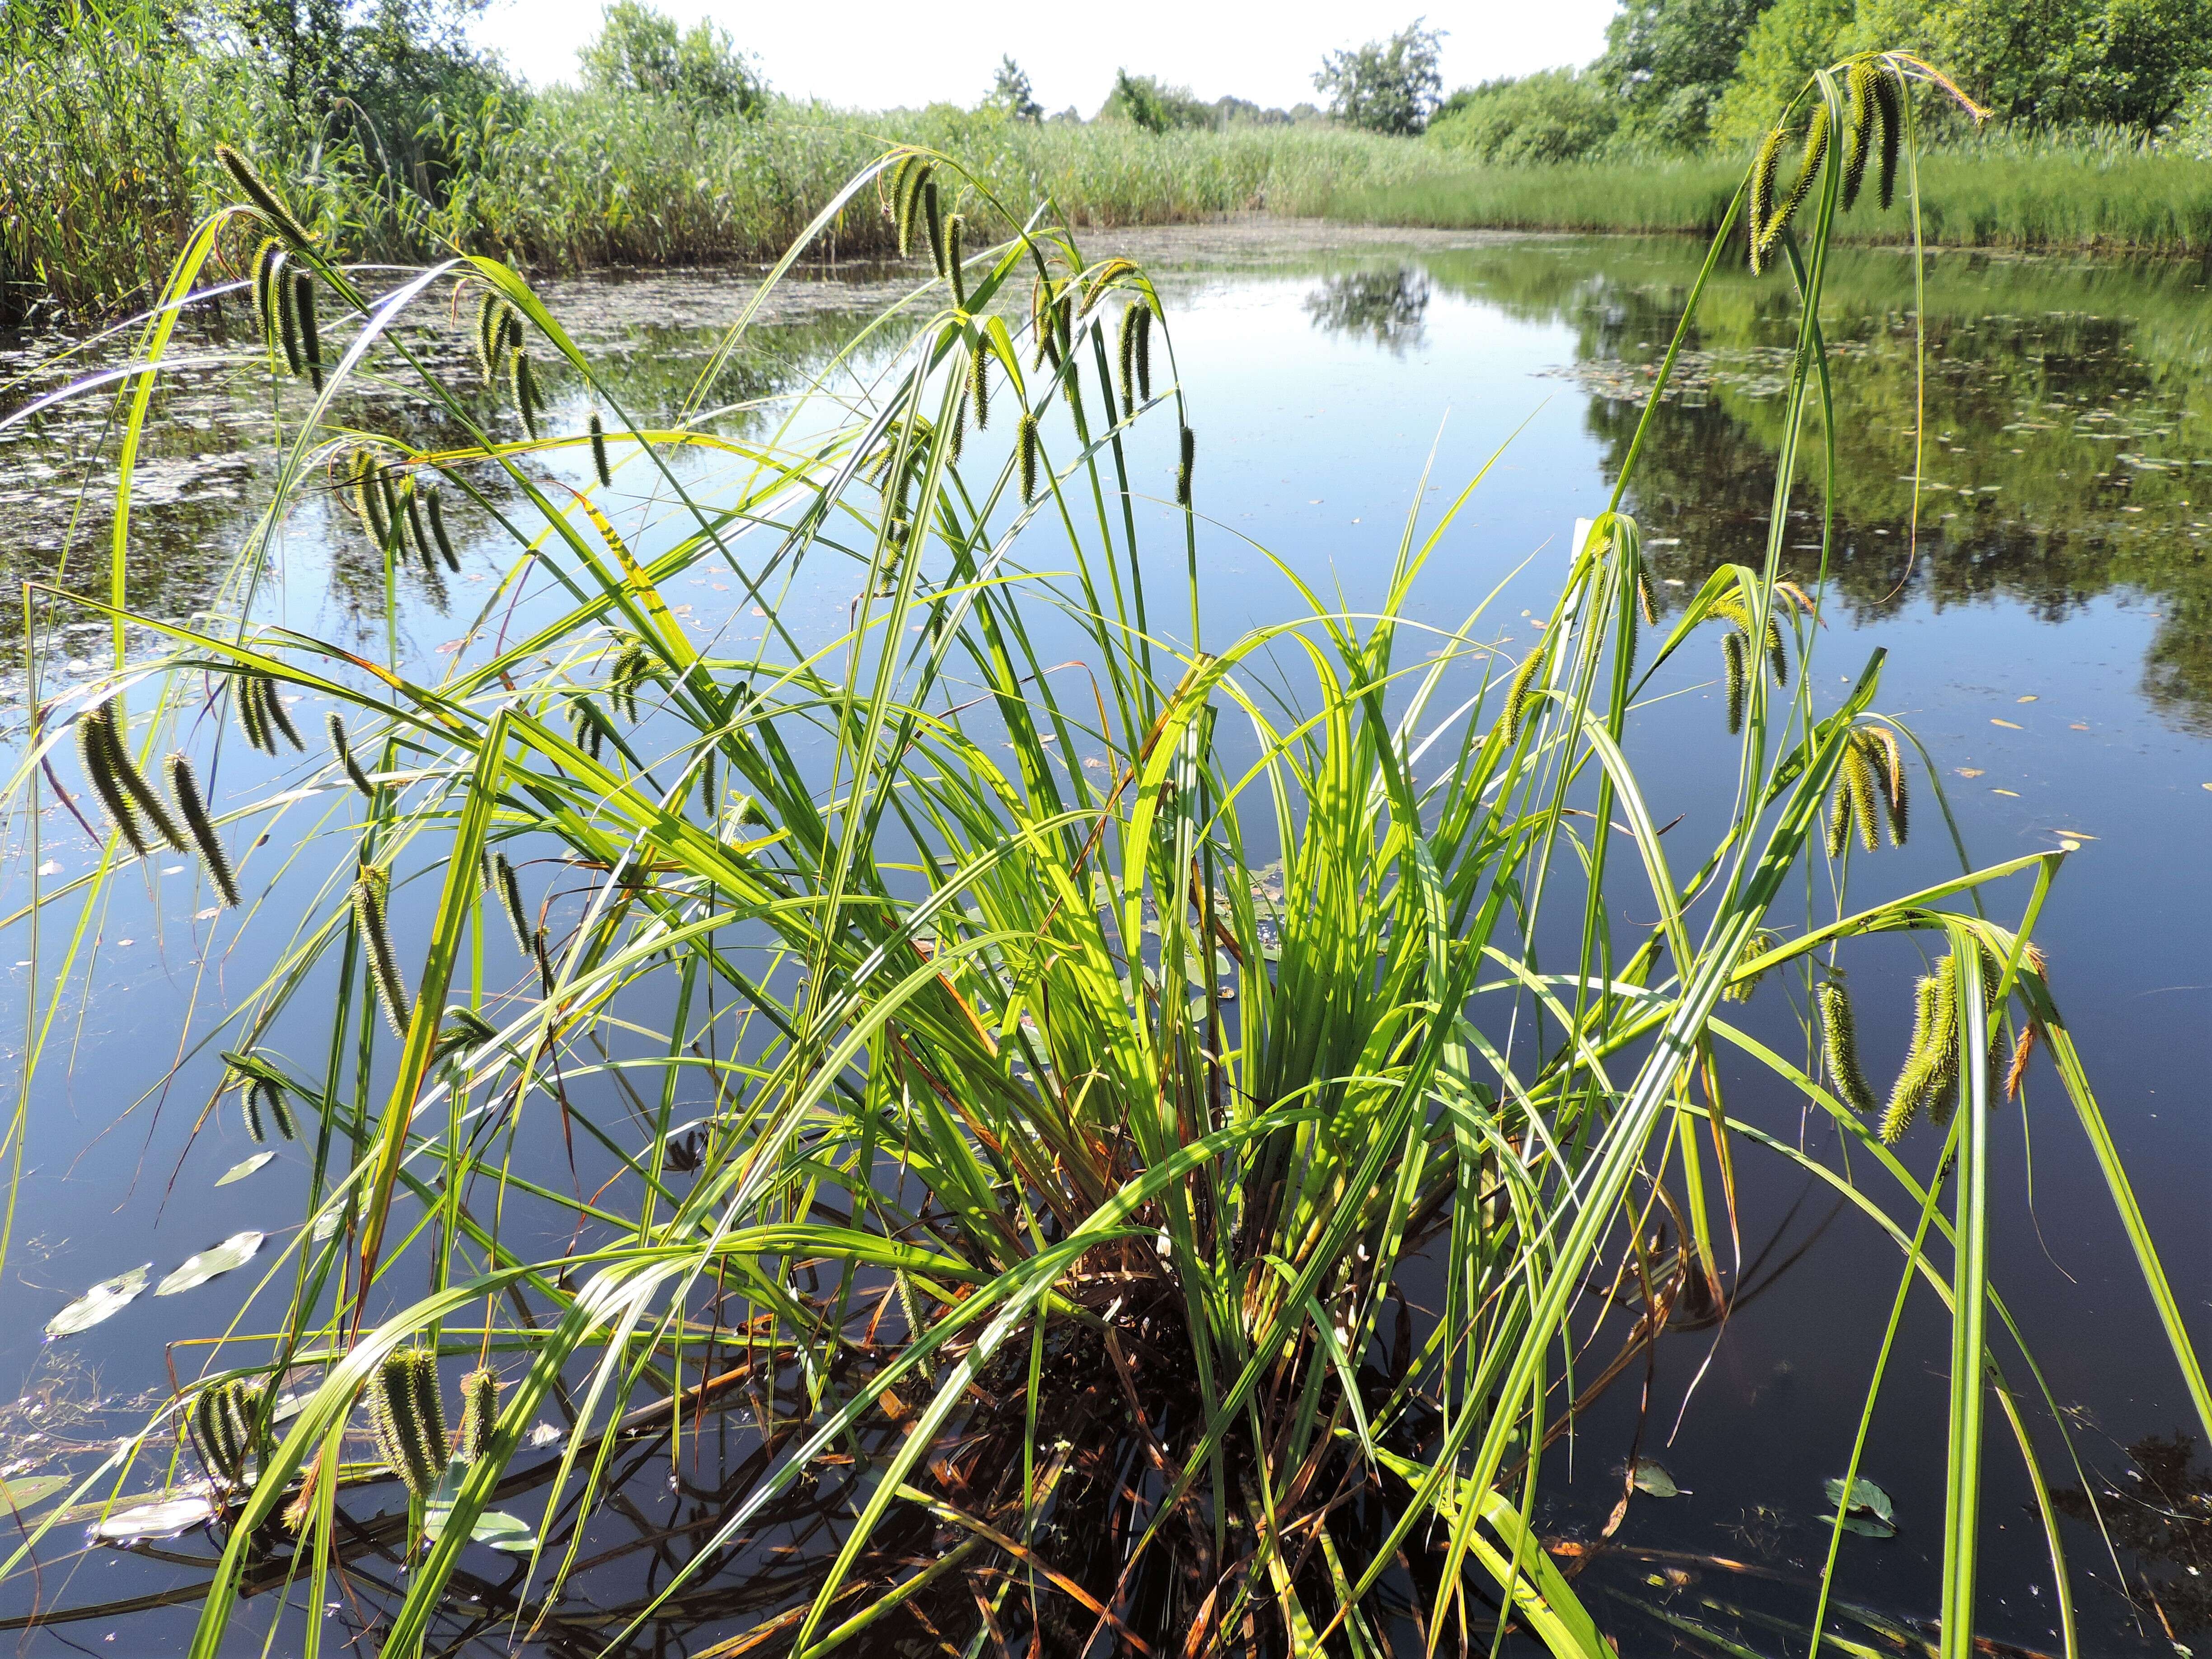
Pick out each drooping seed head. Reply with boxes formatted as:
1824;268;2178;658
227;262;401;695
423;479;459;571
369;1349;446;1499
291;269;321;392
1816;980;1879;1115
1502;646;1545;743
457;1368;500;1464
1843;57;1880;210
216;145;316;251
589;409;612;487
168;754;240;907
79;704;149;857
1748;126;1786;274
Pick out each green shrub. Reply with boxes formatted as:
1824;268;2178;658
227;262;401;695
1429;67;1622;164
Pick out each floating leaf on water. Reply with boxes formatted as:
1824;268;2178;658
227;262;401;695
310;1209;342;1242
93;1495;215;1542
1824;1475;1894;1523
0;1476;69;1511
1631;1458;1685;1497
1820;1509;1897;1538
527;1421;561;1448
155;1232;263;1296
215;1152;276;1187
46;1264;150;1339
470;1510;536;1551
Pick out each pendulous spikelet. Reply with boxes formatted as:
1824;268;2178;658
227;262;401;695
1117;302;1141;418
423;479;459;571
589;409;612;487
1133;301;1153;402
945;215;967;308
457;1368;500;1463
1176;424;1194;507
1875;66;1903;211
353;871;412;1038
80;704;149;856
194;1377;266;1486
1722;928;1778;1002
1816;981;1879;1115
473;288;508;384
1722;628;1748;736
328;711;376;798
923;180;946;278
891;157;926;256
401;478;434;573
1017;410;1039;504
168;755;240;907
510;333;541;440
1748;125;1786;273
1759;103;1830;262
275;260;304;379
250;239;286;365
492;851;531;955
1882;952;1960;1142
1842;739;1881;853
216;145;314;251
1502;647;1546;742
369;1349;446;1500
256;677;303;752
291;269;321;392
1843;58;1880;210
968;338;990;430
96;701;187;852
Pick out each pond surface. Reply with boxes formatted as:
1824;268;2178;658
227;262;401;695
0;225;2205;1654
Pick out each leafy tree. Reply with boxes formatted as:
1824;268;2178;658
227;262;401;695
1429;68;1619;163
1711;0;2212;142
984;55;1041;122
1098;69;1214;132
1594;0;1775;150
216;0;510;195
578;0;764;116
1314;19;1445;134
1912;0;2212;128
1707;0;1853;143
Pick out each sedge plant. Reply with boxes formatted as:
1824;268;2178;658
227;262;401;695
0;52;2203;1659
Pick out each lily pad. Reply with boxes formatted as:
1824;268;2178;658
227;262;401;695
215;1152;276;1187
155;1231;263;1296
45;1264;151;1339
92;1495;214;1542
1631;1458;1687;1497
1820;1510;1898;1539
0;1476;69;1511
469;1510;537;1552
1824;1475;1894;1523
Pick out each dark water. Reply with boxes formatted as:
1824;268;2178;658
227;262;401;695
0;230;2204;1653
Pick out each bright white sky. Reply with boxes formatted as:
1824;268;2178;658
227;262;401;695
471;0;1622;114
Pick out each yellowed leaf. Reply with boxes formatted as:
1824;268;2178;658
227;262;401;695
1957;768;1984;778
1991;717;2023;729
1993;788;2020;797
2016;695;2037;703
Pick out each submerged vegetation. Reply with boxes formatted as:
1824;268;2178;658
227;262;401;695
1;48;2206;1658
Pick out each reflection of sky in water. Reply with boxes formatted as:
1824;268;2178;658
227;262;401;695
0;236;2203;1653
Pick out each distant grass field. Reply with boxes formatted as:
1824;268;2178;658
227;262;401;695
1335;131;2212;255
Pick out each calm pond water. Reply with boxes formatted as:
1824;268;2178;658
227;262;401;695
0;226;2204;1654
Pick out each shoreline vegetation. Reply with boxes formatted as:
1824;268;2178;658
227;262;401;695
13;5;2212;333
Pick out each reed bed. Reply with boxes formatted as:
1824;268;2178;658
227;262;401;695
1337;131;2212;254
1;52;2204;1659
